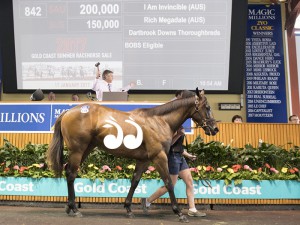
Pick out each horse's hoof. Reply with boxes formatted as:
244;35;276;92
126;212;135;218
65;205;83;217
65;205;71;214
179;215;189;223
73;211;83;218
68;210;83;218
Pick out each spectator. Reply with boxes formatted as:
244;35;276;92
171;90;184;101
48;92;56;101
72;94;80;101
289;115;299;124
232;115;243;123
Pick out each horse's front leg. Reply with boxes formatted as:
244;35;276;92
124;160;150;218
153;152;189;223
65;161;82;217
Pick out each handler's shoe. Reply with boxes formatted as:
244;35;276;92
187;210;206;217
141;198;149;213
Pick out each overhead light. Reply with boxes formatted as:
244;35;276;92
270;0;287;4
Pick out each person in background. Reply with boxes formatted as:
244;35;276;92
289;115;299;124
48;92;56;101
71;94;79;101
171;90;184;101
232;115;243;123
141;126;206;217
92;68;134;101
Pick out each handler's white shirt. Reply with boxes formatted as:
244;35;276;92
92;79;131;101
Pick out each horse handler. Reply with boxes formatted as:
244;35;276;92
141;126;206;217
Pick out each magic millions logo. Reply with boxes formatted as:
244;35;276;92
54;108;70;118
248;8;276;20
0;112;45;123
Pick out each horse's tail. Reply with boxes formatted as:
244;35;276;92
47;112;67;177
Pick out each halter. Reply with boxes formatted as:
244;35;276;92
192;95;214;129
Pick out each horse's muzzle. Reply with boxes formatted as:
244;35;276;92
205;126;219;136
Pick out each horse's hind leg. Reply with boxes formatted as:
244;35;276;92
124;160;150;218
64;152;84;217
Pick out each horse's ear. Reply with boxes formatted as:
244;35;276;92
195;88;200;97
200;89;205;97
195;88;205;98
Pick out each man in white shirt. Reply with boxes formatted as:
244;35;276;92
92;69;133;101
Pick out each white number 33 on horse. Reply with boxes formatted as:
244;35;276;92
103;116;143;150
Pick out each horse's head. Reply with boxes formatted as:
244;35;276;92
182;89;219;136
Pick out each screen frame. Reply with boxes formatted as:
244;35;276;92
0;0;247;94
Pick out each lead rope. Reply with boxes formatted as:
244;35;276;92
184;134;212;189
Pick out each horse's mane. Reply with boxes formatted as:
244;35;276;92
143;90;196;116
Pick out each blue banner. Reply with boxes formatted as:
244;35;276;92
0;178;299;199
245;4;287;123
0;103;192;133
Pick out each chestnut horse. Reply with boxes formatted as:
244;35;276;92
47;89;219;222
